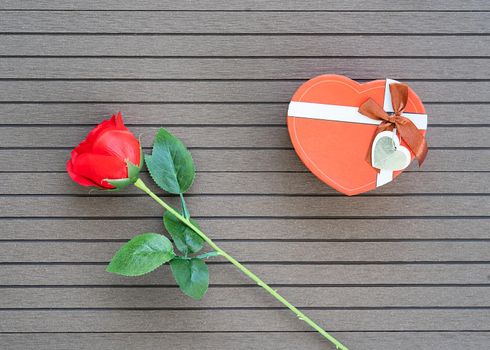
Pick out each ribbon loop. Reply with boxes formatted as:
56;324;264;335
358;82;428;166
390;82;408;114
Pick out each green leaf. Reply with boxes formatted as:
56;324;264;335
131;147;145;177
164;211;204;255
170;258;209;300
105;177;133;191
145;128;195;194
106;233;175;276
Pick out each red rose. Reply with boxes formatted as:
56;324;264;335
67;112;142;189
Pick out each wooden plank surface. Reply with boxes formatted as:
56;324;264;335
1;241;489;262
0;3;489;350
0;309;488;332
0;126;486;148
2;149;489;172
1;81;488;102
1;172;488;195
2;218;489;240
2;11;489;34
0;103;486;125
1;196;489;217
1;35;487;57
3;58;489;79
1;264;488;285
1;332;489;350
1;0;489;11
2;286;488;308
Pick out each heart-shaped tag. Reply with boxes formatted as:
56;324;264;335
371;131;411;171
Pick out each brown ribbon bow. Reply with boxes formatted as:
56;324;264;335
358;83;428;166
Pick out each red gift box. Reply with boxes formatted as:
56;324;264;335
287;75;428;196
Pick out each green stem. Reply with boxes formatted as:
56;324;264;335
179;193;190;219
134;178;349;350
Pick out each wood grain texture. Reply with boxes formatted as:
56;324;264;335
1;1;489;348
1;0;489;10
1;81;488;102
3;58;489;79
1;35;487;57
1;264;488;286
1;241;489;263
1;172;488;195
2;149;488;172
2;11;489;34
2;287;488;308
0;309;488;332
1;332;489;350
0;126;486;148
1;196;489;218
1;218;489;240
0;103;486;125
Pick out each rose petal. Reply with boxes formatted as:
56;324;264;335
71;113;128;156
70;153;128;189
92;129;141;165
113;111;126;130
66;159;100;187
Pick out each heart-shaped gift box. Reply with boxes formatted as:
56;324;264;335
287;75;428;196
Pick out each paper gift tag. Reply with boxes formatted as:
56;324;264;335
371;131;411;171
287;74;428;196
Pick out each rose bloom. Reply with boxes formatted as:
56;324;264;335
66;112;141;189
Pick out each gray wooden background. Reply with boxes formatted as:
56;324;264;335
0;1;489;349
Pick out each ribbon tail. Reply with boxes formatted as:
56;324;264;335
397;118;428;166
